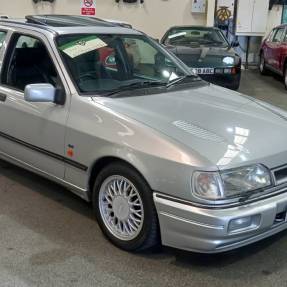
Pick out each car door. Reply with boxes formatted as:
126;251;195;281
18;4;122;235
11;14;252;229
263;28;276;66
0;30;70;180
268;27;285;71
279;28;287;73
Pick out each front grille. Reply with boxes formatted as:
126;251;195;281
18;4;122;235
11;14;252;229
273;166;287;185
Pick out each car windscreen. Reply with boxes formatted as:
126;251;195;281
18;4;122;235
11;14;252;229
56;34;192;95
164;27;229;48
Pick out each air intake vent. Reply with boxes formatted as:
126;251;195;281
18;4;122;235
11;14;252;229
273;166;287;185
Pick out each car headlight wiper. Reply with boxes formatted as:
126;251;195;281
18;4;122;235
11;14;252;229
105;80;167;97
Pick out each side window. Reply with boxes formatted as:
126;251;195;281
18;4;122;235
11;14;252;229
16;35;38;48
272;28;285;43
0;31;7;49
267;29;276;42
2;34;61;91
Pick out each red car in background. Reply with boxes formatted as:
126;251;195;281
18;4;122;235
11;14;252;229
260;24;287;89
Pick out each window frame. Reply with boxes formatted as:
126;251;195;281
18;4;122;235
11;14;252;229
0;31;66;95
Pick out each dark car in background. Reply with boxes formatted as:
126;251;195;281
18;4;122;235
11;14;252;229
161;26;241;90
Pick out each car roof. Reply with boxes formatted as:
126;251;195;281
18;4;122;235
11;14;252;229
0;15;140;36
273;24;287;29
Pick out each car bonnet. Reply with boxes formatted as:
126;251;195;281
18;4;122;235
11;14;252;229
95;84;287;170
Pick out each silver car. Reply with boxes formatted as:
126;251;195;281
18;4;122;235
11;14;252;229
0;15;287;253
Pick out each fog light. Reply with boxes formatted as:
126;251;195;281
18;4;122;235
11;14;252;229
228;214;262;233
229;217;252;232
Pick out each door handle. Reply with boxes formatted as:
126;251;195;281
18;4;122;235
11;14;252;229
0;93;6;102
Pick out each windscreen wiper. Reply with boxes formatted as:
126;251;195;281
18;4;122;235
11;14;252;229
105;81;167;97
166;74;199;88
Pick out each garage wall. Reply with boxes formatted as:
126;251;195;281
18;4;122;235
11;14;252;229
266;4;283;37
0;0;207;39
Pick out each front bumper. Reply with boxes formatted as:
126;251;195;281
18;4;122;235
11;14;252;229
199;72;241;90
153;189;287;253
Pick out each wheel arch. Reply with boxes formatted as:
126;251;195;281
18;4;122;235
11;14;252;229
87;156;152;200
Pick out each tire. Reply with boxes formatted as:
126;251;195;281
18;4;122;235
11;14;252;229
227;72;241;91
284;65;287;90
259;53;268;75
92;162;160;252
229;82;240;91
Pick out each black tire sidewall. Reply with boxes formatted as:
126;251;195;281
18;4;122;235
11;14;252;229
92;163;159;251
260;53;267;75
284;66;287;90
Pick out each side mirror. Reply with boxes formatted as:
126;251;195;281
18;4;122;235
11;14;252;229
24;84;65;105
231;40;240;47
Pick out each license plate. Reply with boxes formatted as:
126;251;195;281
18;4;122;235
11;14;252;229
193;68;214;75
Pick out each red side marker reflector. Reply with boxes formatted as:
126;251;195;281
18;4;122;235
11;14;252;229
67;148;74;157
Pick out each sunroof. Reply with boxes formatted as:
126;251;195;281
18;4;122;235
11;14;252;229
25;15;115;27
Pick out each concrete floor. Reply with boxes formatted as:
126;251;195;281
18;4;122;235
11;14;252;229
1;70;287;287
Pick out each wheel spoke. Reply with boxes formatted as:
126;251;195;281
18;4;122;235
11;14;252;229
104;195;113;204
130;213;142;223
127;219;137;231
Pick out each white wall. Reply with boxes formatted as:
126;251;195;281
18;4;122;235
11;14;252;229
266;4;283;37
0;0;207;39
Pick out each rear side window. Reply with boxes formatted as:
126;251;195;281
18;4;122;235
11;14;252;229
0;31;7;49
272;28;285;43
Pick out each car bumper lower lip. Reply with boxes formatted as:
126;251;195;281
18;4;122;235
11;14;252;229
153;189;287;253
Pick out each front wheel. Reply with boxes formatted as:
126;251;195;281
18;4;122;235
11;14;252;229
259;53;268;75
93;162;160;252
284;65;287;90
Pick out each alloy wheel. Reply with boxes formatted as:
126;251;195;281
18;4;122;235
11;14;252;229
98;175;144;241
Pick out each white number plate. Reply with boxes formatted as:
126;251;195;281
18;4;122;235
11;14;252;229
193;68;215;75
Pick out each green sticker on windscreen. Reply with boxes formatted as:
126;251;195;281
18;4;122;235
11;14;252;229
60;36;107;58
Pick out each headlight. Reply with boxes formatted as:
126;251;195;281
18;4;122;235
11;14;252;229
193;165;272;200
223;56;234;65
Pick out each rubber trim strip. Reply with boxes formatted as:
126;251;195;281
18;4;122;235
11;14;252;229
0;130;88;171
